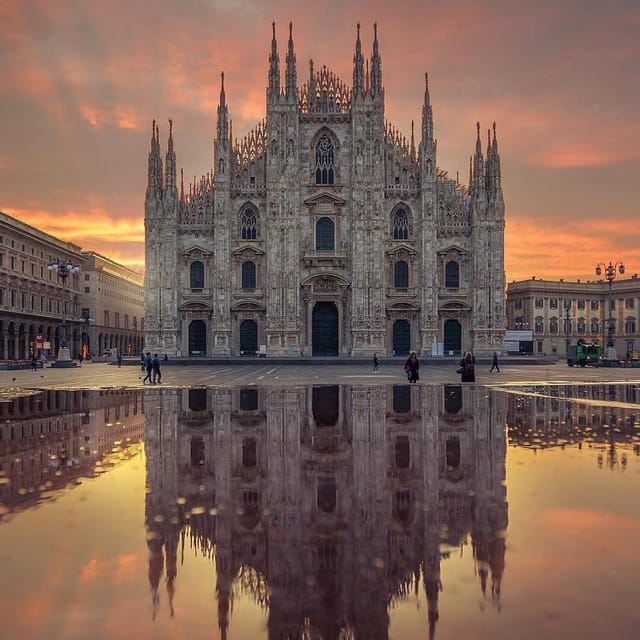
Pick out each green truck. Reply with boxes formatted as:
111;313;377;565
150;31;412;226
567;340;602;367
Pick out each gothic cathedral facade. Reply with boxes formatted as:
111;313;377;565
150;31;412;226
144;24;505;358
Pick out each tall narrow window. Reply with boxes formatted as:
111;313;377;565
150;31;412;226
315;135;335;185
394;261;409;288
190;261;204;288
392;208;409;240
241;261;256;289
241;208;258;240
316;217;335;250
445;261;460;288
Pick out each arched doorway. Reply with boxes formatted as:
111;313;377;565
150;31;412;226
393;320;411;356
443;319;462;355
239;320;258;355
312;302;338;356
189;320;207;356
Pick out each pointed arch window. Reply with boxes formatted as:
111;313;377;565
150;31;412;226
445;261;460;288
315;135;335;185
241;208;258;240
394;260;409;289
392;208;409;240
316;217;335;251
190;261;204;289
241;261;256;289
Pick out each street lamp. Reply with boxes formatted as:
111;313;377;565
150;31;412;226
564;299;572;357
48;258;80;366
595;260;625;360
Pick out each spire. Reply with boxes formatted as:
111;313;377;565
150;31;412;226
472;122;486;197
421;72;434;142
164;118;176;194
216;72;229;144
308;58;316;109
268;22;280;101
180;168;184;201
353;23;364;100
492;122;501;180
285;22;297;101
370;23;383;97
410;120;416;159
147;120;163;197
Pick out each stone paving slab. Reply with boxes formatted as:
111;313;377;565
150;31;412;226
2;359;640;400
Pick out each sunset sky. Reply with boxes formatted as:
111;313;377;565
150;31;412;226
1;0;638;282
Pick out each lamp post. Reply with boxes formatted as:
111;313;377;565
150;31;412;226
564;299;571;358
48;258;80;366
595;260;625;360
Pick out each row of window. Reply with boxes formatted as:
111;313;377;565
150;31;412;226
238;207;416;243
524;316;638;334
515;297;636;310
189;259;462;290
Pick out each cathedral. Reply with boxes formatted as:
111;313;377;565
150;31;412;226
144;23;505;358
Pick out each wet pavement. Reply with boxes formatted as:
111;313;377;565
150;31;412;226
3;357;640;394
1;363;640;639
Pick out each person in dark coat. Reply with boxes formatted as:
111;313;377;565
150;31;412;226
143;352;153;384
489;351;500;372
460;351;475;382
152;354;161;384
404;351;420;384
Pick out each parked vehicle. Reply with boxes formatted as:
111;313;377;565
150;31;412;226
567;339;602;367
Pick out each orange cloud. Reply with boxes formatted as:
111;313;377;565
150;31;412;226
80;554;141;583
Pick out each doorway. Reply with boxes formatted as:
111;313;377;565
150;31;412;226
188;320;207;355
443;319;462;355
393;320;411;356
312;302;339;356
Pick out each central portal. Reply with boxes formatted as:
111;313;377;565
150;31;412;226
312;301;339;356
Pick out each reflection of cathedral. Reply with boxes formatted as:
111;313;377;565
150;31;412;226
0;390;144;520
144;384;508;638
144;24;505;358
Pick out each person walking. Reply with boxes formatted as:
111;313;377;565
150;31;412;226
489;351;500;372
31;354;38;372
140;354;146;371
117;352;123;368
152;353;162;384
404;351;420;384
143;352;153;384
459;351;476;382
373;353;379;373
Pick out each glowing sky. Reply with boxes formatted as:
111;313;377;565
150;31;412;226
1;0;639;281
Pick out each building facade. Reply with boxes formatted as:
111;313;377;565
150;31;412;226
144;24;505;358
81;251;144;358
0;210;144;361
506;275;640;359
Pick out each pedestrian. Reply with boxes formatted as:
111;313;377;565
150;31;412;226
143;352;153;384
117;353;122;368
489;351;500;372
459;351;475;382
152;353;161;384
140;354;146;371
31;354;38;372
373;352;379;372
404;351;420;384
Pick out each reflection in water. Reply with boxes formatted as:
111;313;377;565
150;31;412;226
2;384;639;638
0;390;144;522
144;384;509;639
507;383;640;470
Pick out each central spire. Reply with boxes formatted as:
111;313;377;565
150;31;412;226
285;22;297;101
268;22;280;101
